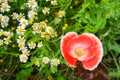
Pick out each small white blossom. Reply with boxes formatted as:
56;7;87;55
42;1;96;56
51;58;60;66
0;0;7;3
35;61;40;67
20;18;28;27
17;13;25;21
51;0;58;6
27;0;38;9
17;36;26;44
28;10;37;19
16;26;26;35
0;29;4;36
42;7;50;14
46;0;50;2
0;2;10;13
0;14;3;21
28;42;36;49
57;11;65;17
45;26;54;34
37;41;43;47
19;54;28;63
2;15;9;23
0;39;3;45
12;12;18;19
42;57;49;64
4;37;11;45
18;44;26;51
22;48;30;56
1;22;8;28
39;21;46;29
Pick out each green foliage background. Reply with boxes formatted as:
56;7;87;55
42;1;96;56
0;0;120;80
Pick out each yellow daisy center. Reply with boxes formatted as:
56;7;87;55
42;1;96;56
21;56;27;61
0;40;3;45
30;1;35;5
30;43;34;47
2;5;7;10
53;60;58;65
18;27;24;33
22;20;26;25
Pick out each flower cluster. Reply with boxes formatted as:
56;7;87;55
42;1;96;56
0;0;62;68
34;57;60;67
42;57;60;67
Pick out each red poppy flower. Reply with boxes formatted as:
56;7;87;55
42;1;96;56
60;32;103;70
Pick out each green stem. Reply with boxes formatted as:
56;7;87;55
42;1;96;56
111;51;120;70
63;0;73;11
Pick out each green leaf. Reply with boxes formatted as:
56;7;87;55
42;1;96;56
109;43;120;54
109;70;120;78
51;66;57;73
16;67;34;80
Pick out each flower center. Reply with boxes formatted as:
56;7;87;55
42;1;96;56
2;5;7;10
18;27;24;32
30;1;35;5
74;47;84;57
22;20;26;25
21;56;27;61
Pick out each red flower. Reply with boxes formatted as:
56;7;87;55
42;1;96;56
60;32;103;70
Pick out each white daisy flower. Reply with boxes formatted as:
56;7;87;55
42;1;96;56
0;2;10;13
7;32;14;38
0;14;3;21
51;0;58;6
2;15;9;23
28;42;36;49
0;39;3;46
39;21;46;29
19;54;28;63
16;26;26;35
3;31;13;38
17;13;25;21
18;44;26;51
51;58;60;66
27;0;38;9
32;22;39;29
42;7;50;14
46;0;50;2
57;10;65;17
12;12;18;19
17;36;26;44
0;29;4;36
35;61;40;67
4;37;11;45
45;26;54;34
1;22;8;28
42;57;49;64
22;48;30;56
37;41;43;47
41;32;46;38
20;18;28;27
0;0;8;3
28;10;37;19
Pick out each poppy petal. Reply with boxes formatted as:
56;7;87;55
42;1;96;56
60;32;78;67
66;33;96;61
81;33;103;70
